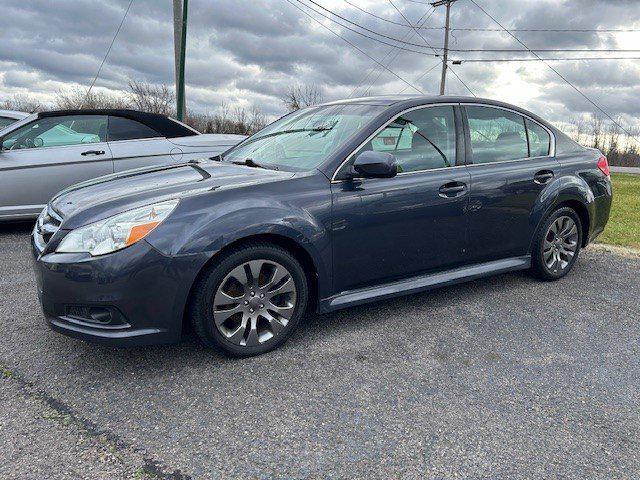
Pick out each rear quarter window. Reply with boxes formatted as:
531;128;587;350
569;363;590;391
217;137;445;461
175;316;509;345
554;130;583;155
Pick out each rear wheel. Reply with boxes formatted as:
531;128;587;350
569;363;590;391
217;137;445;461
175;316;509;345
190;243;308;357
530;207;582;281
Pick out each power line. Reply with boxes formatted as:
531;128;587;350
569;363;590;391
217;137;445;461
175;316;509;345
84;0;134;104
360;3;437;97
467;0;639;144
341;2;640;33
388;0;439;54
398;60;441;93
448;66;476;96
343;0;412;28
284;0;424;94
300;0;444;51
454;56;640;62
301;1;640;54
451;27;640;32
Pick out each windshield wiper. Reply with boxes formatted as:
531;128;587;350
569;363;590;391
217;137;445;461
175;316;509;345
231;158;278;170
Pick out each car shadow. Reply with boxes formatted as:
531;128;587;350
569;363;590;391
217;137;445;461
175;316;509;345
60;269;534;375
0;221;34;235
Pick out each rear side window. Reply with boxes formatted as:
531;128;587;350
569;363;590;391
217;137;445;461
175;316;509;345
0;117;17;129
356;105;457;172
466;106;528;164
526;119;551;157
108;116;161;142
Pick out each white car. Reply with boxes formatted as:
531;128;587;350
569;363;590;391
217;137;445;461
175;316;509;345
0;109;246;220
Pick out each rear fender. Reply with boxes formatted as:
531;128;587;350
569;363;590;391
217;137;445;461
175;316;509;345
528;174;594;253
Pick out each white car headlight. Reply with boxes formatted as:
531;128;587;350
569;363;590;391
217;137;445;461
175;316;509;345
56;200;179;256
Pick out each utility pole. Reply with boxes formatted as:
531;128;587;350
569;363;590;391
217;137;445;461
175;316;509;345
431;0;456;95
173;0;189;120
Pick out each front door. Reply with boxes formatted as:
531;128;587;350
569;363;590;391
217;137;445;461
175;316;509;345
0;114;113;218
463;105;558;263
330;105;470;294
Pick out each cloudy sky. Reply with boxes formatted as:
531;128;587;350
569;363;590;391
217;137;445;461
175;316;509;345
1;0;640;130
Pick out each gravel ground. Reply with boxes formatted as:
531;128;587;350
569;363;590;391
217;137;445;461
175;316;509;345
1;222;639;479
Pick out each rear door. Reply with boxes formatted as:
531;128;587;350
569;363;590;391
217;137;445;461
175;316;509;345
330;104;470;293
463;105;556;263
107;115;178;172
0;114;112;218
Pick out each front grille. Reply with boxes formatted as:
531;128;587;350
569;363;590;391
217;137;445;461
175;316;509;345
34;205;63;252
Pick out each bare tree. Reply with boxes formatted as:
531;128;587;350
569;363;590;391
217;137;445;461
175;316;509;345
1;94;44;113
127;80;175;116
590;113;605;151
55;87;128;110
282;84;324;111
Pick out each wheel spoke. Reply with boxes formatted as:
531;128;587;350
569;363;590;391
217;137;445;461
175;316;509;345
243;317;259;346
246;260;264;285
214;289;241;305
267;301;295;319
262;311;286;335
267;277;295;296
227;264;249;286
226;314;249;342
559;246;575;259
213;304;242;325
263;265;289;290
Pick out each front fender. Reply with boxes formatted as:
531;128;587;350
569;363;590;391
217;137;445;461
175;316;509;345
146;193;331;290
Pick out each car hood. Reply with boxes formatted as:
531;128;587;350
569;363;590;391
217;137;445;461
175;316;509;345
50;159;293;228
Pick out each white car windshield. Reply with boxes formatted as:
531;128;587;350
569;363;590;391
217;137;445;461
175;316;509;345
222;103;386;171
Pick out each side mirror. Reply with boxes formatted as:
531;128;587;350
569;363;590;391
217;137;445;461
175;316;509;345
352;151;397;179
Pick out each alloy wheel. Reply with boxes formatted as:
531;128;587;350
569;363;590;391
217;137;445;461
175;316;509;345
543;215;579;273
212;259;297;347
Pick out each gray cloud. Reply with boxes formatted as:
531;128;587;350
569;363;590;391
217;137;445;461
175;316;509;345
0;0;639;130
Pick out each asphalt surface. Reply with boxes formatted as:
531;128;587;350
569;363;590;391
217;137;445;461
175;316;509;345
1;221;639;479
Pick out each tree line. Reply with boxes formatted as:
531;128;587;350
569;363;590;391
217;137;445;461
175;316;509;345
2;82;637;166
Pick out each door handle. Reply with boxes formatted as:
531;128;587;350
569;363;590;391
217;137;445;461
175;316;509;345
533;170;554;184
439;182;467;198
81;150;105;156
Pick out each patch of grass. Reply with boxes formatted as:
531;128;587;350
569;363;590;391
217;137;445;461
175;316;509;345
599;174;640;249
1;366;13;378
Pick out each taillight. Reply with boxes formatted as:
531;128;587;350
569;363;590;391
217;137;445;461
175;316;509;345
597;155;610;178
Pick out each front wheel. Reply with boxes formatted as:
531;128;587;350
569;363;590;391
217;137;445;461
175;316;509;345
530;207;583;281
189;243;308;357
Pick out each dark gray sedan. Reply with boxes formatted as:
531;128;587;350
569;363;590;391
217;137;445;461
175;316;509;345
0;109;245;220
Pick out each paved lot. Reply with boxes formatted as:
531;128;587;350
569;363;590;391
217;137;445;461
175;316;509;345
1;222;639;479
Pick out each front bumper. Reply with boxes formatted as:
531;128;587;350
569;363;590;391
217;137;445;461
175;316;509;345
32;238;207;347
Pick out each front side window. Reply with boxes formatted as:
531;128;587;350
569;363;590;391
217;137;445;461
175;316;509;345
1;115;107;150
223;104;386;172
467;106;528;164
108;116;161;142
353;105;457;174
526;119;551;157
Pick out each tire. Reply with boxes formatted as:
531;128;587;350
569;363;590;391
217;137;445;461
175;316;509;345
189;242;308;357
530;206;583;281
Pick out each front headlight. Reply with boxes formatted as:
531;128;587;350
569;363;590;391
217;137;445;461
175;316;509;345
56;200;179;256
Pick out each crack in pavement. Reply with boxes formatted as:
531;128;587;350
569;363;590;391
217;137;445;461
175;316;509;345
1;362;191;480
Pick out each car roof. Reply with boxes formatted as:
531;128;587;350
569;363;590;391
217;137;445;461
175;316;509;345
0;109;29;120
319;95;551;127
37;109;199;138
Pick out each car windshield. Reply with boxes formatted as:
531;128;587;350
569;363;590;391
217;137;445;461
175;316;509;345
222;103;386;171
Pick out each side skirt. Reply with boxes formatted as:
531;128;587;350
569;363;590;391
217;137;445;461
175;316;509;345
319;256;531;313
